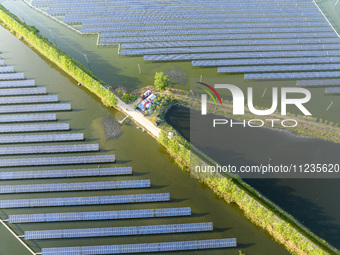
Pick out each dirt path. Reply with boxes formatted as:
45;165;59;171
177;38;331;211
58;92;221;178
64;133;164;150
115;98;161;138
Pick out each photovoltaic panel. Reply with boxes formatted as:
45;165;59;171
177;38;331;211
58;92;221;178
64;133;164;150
245;71;340;80
8;207;190;223
0;73;25;80
0;133;84;144
0;144;98;156
297;79;340;87
81;21;329;33
0;80;35;88
0;87;46;96
325;87;340;94
0;193;169;208
0;103;71;113
0;95;58;105
218;64;340;73
122;37;340;49
0;123;70;133
0;179;149;194
0;66;15;73
0;154;115;168
0;114;56;123
41;238;236;254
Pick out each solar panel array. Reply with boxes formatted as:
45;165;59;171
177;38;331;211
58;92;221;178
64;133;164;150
0;133;84;144
0;103;71;113
0;193;170;208
0;180;150;194
0;73;24;80
0;80;35;88
0;56;237;254
0;113;56;123
31;0;340;80
0;123;70;133
0;66;15;73
9;207;191;223
0;87;46;96
25;222;213;239
41;238;237;254
0;155;115;167
0;167;132;180
0;95;59;105
325;87;340;94
0;143;99;155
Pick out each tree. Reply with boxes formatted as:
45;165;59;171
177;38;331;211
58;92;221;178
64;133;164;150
154;72;170;92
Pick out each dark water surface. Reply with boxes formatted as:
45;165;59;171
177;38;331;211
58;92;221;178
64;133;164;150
166;104;340;249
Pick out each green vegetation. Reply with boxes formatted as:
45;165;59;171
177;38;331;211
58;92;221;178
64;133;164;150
117;90;137;103
0;5;117;107
154;72;170;92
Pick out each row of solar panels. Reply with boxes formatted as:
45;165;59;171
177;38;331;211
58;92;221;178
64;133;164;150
192;57;340;66
44;1;314;9
121;38;340;49
0;180;150;194
0;167;132;180
49;6;318;16
0;87;46;96
9;207;191;223
0;66;14;73
122;44;340;55
0;80;35;88
0;143;99;155
65;11;321;22
65;11;320;21
245;71;340;80
143;50;340;61
297;79;340;87
81;16;326;28
0;73;25;80
0;133;83;144
0;95;58;105
57;7;319;17
100;27;333;38
0;113;56;123
0;155;116;167
41;238;237;254
64;12;324;23
0;103;71;113
218;64;340;73
325;87;340;94
25;222;213;240
99;32;337;44
33;0;311;4
0;193;170;208
0;123;70;133
81;21;329;33
82;19;329;32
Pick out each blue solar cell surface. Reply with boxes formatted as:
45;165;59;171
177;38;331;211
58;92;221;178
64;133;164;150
41;238;237;254
0;193;170;208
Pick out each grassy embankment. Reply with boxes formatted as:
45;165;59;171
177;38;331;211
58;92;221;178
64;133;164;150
0;5;117;107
